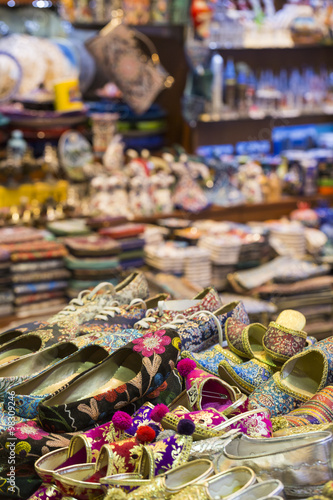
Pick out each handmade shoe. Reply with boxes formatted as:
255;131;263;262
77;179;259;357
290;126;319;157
216;431;333;498
249;341;333;417
150;403;272;440
34;406;161;483
133;287;221;334
170;466;256;500
78;294;169;338
273;422;333;437
53;425;193;499
0;282;116;348
0;341;79;402
112;271;149;305
113;459;214;499
26;484;63;500
227;479;284;500
263;310;307;363
3;332;128;420
176;359;242;414
225;319;266;359
38;328;181;433
271;385;333;432
181;345;243;376
218;357;278;395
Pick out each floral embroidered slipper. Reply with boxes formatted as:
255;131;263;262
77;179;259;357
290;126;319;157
263;310;307;363
38;328;181;433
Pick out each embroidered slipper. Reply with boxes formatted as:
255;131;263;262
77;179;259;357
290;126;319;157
263;310;307;363
176;359;243;415
38;328;181;433
225;319;267;360
218;356;279;395
181;345;243;376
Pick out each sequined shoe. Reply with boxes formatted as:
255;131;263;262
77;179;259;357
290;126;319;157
170;466;256;500
38;328;181;432
263;310;307;363
216;431;333;498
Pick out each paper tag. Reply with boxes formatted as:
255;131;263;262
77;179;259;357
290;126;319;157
187;385;198;406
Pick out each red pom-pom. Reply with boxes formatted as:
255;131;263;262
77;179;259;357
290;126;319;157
151;404;169;423
136;425;156;444
177;359;196;377
112;411;132;431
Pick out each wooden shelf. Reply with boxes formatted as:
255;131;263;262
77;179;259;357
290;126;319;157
133;194;333;224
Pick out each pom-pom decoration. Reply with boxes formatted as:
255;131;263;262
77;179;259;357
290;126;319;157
149;423;161;438
112;411;133;431
136;425;156;444
177;418;195;436
150;403;169;423
177;359;196;377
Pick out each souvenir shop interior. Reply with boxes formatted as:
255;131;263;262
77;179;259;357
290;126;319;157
0;0;333;498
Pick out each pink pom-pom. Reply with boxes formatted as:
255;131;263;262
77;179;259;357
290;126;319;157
177;359;196;378
151;404;169;423
112;411;132;431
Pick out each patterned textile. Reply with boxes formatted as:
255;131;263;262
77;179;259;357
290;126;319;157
14;291;65;305
11;269;70;284
263;321;307;363
272;385;333;430
181;345;242;376
38;329;181;433
185;367;237;413
225;319;266;359
13;281;68;295
63;235;120;257
249;372;309;417
218;358;276;394
65;255;119;270
11;260;65;273
0;227;44;244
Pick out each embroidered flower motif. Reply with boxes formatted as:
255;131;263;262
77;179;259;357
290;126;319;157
147;381;168;399
14;421;44;440
132;330;171;357
95;384;127;403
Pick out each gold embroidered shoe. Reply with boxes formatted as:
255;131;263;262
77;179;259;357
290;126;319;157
225;319;267;360
218;357;278;395
216;431;333;498
249;342;333;417
170;466;256;500
262;310;307;363
123;459;214;499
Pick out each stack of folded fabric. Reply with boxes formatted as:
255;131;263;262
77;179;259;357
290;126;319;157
0;248;13;318
145;242;186;274
2;239;69;318
99;223;146;270
63;235;121;299
198;234;242;265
